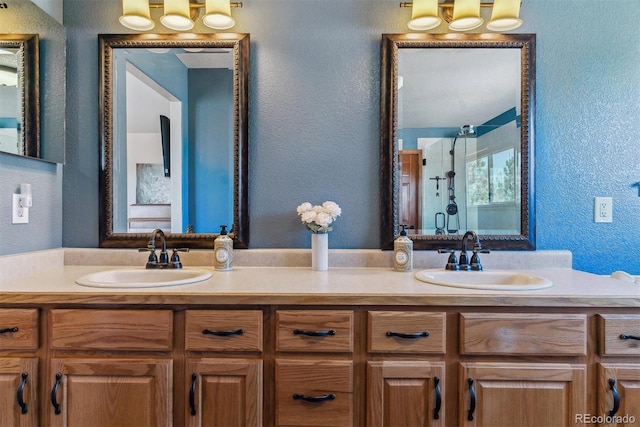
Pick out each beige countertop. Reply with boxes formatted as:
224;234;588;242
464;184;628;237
1;263;638;307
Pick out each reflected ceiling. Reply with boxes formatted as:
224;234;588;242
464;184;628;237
399;48;520;129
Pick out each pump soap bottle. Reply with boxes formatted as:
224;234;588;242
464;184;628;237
214;225;233;271
393;225;413;272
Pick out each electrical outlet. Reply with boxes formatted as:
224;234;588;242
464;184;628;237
12;194;29;224
594;197;613;223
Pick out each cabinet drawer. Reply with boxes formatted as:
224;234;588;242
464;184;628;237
51;309;173;351
599;314;640;356
276;359;353;426
0;309;38;350
368;311;445;353
185;310;263;352
460;313;587;356
276;310;353;353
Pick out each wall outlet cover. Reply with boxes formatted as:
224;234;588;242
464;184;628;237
594;196;612;223
12;194;29;224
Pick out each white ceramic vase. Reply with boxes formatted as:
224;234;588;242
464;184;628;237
311;233;328;271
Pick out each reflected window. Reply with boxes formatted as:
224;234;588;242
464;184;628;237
466;157;489;205
467;148;519;206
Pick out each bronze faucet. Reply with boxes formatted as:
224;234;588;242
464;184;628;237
139;228;189;269
438;230;489;271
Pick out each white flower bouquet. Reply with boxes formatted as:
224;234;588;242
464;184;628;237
296;201;342;234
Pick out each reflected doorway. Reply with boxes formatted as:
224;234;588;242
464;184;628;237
399;149;422;232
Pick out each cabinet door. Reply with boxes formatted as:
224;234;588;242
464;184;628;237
459;362;587;427
598;364;640;427
47;358;172;427
367;361;445;427
0;358;38;427
186;358;262;427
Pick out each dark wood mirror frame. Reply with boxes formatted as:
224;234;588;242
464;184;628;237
380;33;536;250
0;34;39;158
99;33;249;249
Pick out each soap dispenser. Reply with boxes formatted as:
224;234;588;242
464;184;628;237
393;225;413;272
214;225;233;271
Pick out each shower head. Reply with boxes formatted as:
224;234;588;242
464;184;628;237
458;124;475;136
451;124;476;153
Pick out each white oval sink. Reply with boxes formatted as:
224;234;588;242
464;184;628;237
414;269;553;291
76;268;213;288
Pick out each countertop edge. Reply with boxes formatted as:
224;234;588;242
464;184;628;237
1;265;639;308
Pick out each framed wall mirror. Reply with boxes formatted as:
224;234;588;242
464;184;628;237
99;33;249;249
0;34;39;157
380;33;535;250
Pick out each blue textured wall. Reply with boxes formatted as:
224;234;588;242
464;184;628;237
0;154;62;255
533;1;640;274
59;0;640;275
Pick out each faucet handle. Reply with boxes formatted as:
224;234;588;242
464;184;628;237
470;248;490;271
139;247;158;268
170;248;190;269
438;248;460;271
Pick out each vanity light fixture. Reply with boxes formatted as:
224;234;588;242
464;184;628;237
161;0;195;31
449;0;483;31
400;0;522;32
486;0;522;31
203;0;236;29
119;0;243;31
120;0;156;31
407;0;442;31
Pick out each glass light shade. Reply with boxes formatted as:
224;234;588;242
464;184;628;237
487;0;522;31
161;0;194;31
0;68;17;87
407;0;441;31
449;0;483;31
119;0;155;31
203;0;236;29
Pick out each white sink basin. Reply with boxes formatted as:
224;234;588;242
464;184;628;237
76;268;213;288
414;269;553;291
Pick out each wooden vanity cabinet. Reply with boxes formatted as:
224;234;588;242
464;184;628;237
458;313;588;427
48;357;172;427
459;362;587;427
184;309;264;427
597;315;640;427
274;309;355;426
597;364;640;427
366;311;446;427
0;309;39;427
4;300;640;426
46;309;174;427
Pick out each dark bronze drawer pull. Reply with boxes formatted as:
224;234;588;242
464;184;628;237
293;393;336;403
51;373;62;415
293;329;336;337
467;378;476;421
433;376;441;420
202;328;244;337
609;378;620;417
189;373;197;416
0;327;18;334
386;331;429;339
619;334;640;341
17;372;28;414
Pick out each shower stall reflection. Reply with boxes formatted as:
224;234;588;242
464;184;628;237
399;119;521;236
